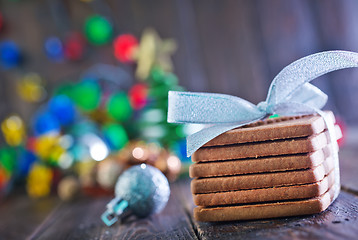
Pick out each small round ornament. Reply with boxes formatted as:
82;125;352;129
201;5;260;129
71;80;101;112
106;92;132;122
17;149;37;177
44;36;64;61
32;111;60;136
101;164;170;226
113;34;138;63
129;83;148;110
0;147;16;176
26;164;53;198
102;123;128;151
1;115;26;146
0;40;22;68
48;95;76;126
84;15;113;46
17;72;46;103
64;32;85;61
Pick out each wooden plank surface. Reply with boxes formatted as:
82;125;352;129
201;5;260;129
27;186;198;240
0;193;59;240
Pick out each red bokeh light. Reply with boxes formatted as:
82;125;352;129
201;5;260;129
64;32;86;61
129;83;148;110
113;34;138;63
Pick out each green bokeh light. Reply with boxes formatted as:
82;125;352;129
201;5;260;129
102;124;128;150
71;81;101;111
84;15;113;46
106;92;132;122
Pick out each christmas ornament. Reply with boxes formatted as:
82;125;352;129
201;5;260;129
32;111;60;136
71;80;101;111
48;95;76;126
0;40;22;68
17;149;37;177
34;134;66;166
64;32;85;61
84;15;113;46
26;164;53;198
1;115;26;146
101;164;170;226
16;72;46;103
0;147;16;179
44;36;64;61
129;83;148;110
113;34;138;63
106;92;132;122
102;123;128;151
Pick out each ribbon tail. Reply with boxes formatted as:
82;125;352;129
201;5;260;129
186;118;264;156
267;51;358;106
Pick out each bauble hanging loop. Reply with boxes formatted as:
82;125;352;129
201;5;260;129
101;164;170;226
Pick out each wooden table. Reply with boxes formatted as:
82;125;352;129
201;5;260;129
1;142;357;240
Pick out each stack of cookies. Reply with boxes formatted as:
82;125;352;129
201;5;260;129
190;112;341;222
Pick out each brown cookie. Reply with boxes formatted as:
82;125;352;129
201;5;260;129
190;144;333;178
192;127;339;162
191;156;335;194
193;169;335;207
193;185;338;222
204;111;335;147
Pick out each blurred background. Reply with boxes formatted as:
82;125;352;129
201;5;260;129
1;0;358;123
0;0;358;200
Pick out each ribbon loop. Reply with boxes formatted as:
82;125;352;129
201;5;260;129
168;50;358;156
168;91;264;124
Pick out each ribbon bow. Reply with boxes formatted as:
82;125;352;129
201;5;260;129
168;51;358;156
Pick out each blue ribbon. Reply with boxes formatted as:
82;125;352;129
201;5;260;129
168;50;358;157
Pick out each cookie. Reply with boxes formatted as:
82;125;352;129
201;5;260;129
192;126;340;162
193;185;338;222
204;111;335;147
190;144;333;178
193;169;335;207
191;156;334;194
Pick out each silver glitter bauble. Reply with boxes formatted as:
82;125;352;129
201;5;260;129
115;164;170;218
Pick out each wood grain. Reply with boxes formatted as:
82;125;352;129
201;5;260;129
0;193;59;240
28;187;198;240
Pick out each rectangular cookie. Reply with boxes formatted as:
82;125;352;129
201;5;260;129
192;127;339;162
204;111;335;147
193;169;335;207
193;185;337;222
190;144;333;178
191;156;335;194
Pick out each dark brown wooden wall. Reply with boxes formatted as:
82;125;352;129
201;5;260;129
1;0;358;123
